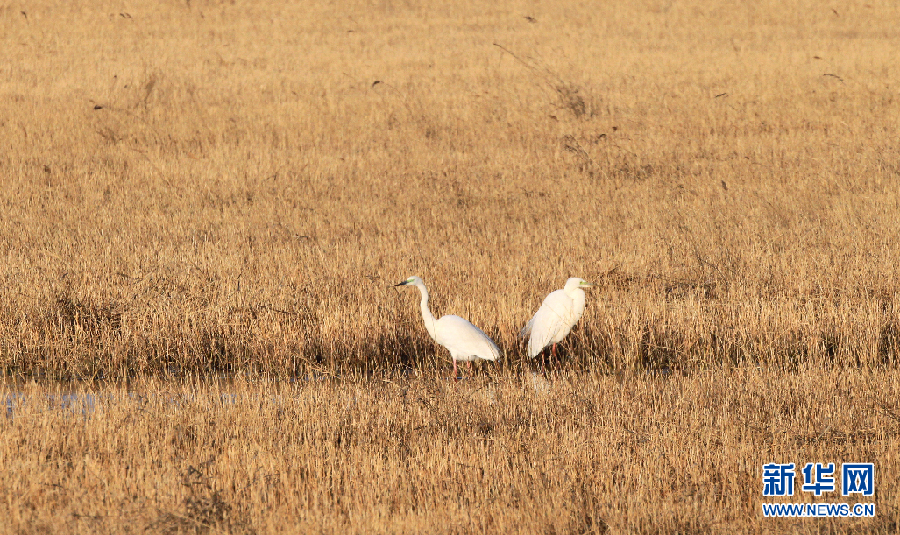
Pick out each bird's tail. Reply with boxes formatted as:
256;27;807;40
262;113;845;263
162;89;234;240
519;317;534;340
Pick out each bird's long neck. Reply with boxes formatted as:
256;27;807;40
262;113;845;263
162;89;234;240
570;288;586;319
416;283;439;341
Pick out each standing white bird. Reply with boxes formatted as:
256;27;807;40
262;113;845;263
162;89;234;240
395;276;501;380
521;277;594;366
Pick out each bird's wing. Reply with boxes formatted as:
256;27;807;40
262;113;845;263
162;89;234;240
526;290;573;357
435;315;501;361
554;289;586;343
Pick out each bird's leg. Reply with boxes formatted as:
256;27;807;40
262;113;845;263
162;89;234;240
452;359;459;382
467;361;473;378
551;343;558;375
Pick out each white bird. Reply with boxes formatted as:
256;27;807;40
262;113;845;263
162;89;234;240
521;277;594;365
395;276;500;380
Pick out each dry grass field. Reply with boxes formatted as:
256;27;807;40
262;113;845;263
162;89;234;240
1;0;900;532
2;369;899;534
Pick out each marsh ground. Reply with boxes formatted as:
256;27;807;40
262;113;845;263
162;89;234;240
3;369;899;534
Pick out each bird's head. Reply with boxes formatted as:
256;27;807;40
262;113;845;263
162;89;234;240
565;277;594;291
395;276;424;287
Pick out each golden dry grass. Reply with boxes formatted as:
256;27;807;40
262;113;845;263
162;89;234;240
1;0;899;376
2;369;899;534
1;0;900;532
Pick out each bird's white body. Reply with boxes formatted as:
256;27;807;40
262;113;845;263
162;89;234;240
397;277;500;377
430;315;500;363
521;277;592;358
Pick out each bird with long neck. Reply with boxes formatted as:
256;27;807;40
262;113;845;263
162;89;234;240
396;276;500;380
521;277;594;371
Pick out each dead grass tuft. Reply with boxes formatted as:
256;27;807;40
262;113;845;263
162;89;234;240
151;461;256;535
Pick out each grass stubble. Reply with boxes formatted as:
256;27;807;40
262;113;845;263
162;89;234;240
1;0;900;532
3;370;899;534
